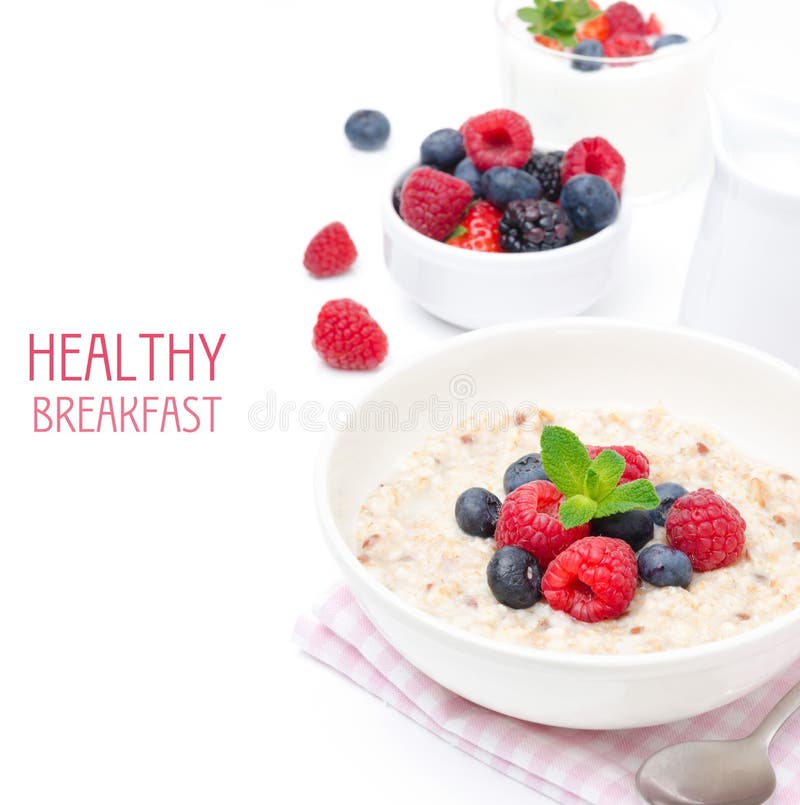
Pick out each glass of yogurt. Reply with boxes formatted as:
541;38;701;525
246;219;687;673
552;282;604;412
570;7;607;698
495;0;720;198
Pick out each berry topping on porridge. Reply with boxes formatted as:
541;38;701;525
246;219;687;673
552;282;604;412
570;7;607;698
590;510;654;551
455;487;502;539
648;481;688;526
541;535;638;622
665;488;747;572
637;543;693;588
355;406;799;653
487;545;543;609
495;479;590;567
503;452;550;493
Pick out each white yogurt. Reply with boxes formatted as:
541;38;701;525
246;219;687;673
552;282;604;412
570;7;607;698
495;0;719;197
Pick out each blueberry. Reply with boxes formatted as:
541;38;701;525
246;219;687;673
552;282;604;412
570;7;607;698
653;34;688;49
572;38;604;71
454;157;482;197
637;544;693;588
481;167;542;209
487;546;542;609
503;453;550;493
560;174;619;232
345;110;391;151
455;487;501;539
648;482;688;527
420;128;465;172
591;510;654;552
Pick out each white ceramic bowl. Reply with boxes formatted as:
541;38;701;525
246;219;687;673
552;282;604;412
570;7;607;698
382;172;631;330
316;319;800;730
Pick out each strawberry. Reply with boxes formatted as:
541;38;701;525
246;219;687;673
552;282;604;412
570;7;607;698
447;201;502;252
645;13;663;36
534;35;564;51
577;14;610;42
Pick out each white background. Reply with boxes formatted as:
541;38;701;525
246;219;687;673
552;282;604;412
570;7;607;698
0;1;797;803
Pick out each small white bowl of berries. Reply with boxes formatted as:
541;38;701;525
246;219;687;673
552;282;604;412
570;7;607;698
383;108;631;329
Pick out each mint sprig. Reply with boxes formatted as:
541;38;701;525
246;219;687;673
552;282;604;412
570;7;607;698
517;0;602;48
540;425;660;529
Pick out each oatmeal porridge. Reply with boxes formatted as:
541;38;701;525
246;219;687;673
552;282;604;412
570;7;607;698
353;406;800;654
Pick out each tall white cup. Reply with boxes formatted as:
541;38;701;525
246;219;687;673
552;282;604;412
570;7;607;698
680;86;800;366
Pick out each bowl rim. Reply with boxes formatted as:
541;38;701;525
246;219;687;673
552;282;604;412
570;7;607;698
384;170;631;269
316;317;800;670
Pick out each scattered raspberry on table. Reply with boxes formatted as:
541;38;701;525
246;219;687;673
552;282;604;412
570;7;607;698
312;298;388;371
303;222;358;278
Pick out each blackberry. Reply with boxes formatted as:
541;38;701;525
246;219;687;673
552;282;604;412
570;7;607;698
523;150;564;202
499;199;574;252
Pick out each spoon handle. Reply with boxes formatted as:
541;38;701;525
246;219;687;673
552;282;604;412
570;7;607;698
750;676;800;747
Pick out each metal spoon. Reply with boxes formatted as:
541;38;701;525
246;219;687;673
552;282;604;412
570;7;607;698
636;677;800;804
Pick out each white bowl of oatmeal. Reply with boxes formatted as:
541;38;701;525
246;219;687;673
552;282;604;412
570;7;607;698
316;319;800;729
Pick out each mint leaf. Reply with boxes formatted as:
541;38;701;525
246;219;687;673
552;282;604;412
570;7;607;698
585;467;601;500
595;479;660;518
560;495;597;529
517;7;541;22
549;18;576;35
587;449;625;500
540;425;590;498
517;0;590;46
571;0;594;18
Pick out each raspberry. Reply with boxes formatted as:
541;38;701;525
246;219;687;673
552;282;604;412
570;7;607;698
399;167;473;241
447;201;502;252
462;109;534;173
577;14;610;42
665;489;746;572
603;33;653;58
303;222;358;278
561;136;626;195
495;480;590;568
645;13;663;36
542;536;637;623
586;444;650;483
604;2;645;35
312;299;388;371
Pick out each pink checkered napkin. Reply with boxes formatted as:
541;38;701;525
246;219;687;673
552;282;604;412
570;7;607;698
294;585;800;805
